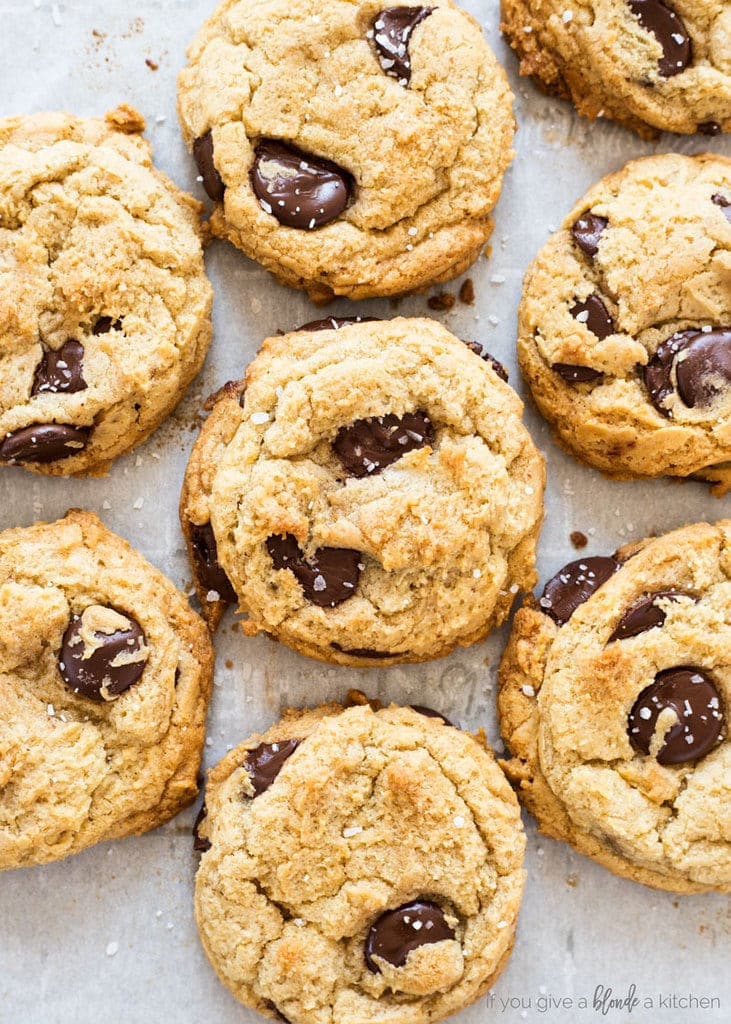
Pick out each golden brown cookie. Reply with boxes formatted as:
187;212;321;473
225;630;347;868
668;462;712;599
180;317;545;664
499;520;730;893
0;107;212;476
177;0;515;302
194;700;525;1024
501;1;731;137
0;510;214;870
517;152;731;494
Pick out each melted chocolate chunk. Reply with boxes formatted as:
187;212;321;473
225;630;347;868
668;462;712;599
251;141;351;230
334;411;433;478
628;668;724;765
93;317;123;335
245;739;301;797
628;0;692;78
410;705;453;726
267;534;362;607
462;340;509;381
553;363;604;384
645;328;731;413
193;132;225;202
610;590;693;641
365;900;455;972
372;7;433;85
331;643;395;659
190;522;237;603
699;121;722;136
570;294;615;340
296;316;379;332
572;213;608;257
712;194;731;224
59;605;148;701
0;423;90;463
540;556;621;626
32;339;86;395
193;803;211;853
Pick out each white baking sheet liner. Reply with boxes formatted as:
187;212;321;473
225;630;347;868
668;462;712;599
0;2;729;1021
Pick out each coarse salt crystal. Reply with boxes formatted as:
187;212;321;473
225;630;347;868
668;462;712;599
106;942;119;957
342;826;363;838
522;685;536;698
251;411;269;424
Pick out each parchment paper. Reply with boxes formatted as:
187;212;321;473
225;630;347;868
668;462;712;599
0;2;729;1022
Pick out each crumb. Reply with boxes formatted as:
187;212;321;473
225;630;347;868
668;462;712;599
570;531;588;549
427;292;455;311
459;278;475;305
225;659;233;670
145;58;159;71
566;873;579;888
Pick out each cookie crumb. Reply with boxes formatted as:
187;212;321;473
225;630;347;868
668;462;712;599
145;57;159;71
427;292;455;311
570;530;588;549
459;278;475;305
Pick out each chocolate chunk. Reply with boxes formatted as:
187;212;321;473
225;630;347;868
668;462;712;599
675;329;731;407
193;132;225;202
610;590;693;641
552;363;603;384
699;121;722;136
365;900;455;972
0;423;90;463
331;643;395;659
267;534;362;607
462;341;509;381
190;522;237;603
628;0;692;78
372;7;433;85
712;194;731;224
570;294;615;340
571;213;608;257
334;411;433;478
251;140;351;230
193;803;211;853
32;339;86;395
59;605;148;701
628;668;724;765
540;556;621;626
645;328;731;413
410;705;453;726
245;739;300;797
296;316;379;332
92;317;123;335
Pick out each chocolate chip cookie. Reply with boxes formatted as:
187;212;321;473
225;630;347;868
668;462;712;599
518;153;731;494
194;701;525;1023
0;106;212;476
177;1;515;302
180;317;545;664
501;1;731;137
499;520;730;893
0;510;214;870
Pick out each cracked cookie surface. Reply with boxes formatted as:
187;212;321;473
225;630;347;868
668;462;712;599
0;106;212;476
180;317;545;664
498;520;731;893
194;701;525;1024
0;510;214;870
518;153;731;494
177;0;515;302
501;0;731;136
